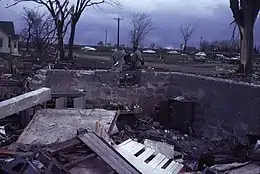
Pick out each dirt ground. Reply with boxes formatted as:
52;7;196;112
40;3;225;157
73;52;236;76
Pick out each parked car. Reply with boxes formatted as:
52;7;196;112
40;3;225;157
81;46;97;51
143;49;156;54
167;50;179;54
194;52;207;62
195;52;206;57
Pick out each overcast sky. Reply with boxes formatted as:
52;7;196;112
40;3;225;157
1;0;260;48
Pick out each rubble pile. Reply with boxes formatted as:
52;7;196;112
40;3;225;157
108;97;260;173
0;85;259;173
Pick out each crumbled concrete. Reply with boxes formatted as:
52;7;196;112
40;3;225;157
30;69;260;140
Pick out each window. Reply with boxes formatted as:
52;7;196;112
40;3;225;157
0;38;3;48
14;42;17;48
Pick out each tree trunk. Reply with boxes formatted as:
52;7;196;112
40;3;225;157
238;24;253;74
183;40;187;52
59;37;65;61
26;26;31;52
68;22;76;61
57;24;65;61
237;0;255;74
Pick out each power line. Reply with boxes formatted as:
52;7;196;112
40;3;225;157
113;17;123;49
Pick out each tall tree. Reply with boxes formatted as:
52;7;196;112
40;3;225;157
230;0;260;74
180;24;195;52
9;0;72;61
67;0;119;60
129;13;152;48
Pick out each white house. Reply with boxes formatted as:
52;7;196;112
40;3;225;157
0;21;19;55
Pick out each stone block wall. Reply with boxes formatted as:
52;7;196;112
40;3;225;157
30;69;260;140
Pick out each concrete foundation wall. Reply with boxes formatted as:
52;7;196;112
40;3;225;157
31;69;260;140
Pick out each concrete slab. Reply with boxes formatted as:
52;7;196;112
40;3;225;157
0;87;51;119
17;108;118;145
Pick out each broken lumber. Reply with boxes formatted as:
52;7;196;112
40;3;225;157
0;87;51;119
78;131;141;174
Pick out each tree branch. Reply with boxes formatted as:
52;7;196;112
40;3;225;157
230;0;244;27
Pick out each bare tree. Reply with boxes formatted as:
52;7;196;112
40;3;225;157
129;13;152;48
9;0;72;61
67;0;120;60
230;0;260;74
20;8;56;56
180;24;195;52
230;24;240;52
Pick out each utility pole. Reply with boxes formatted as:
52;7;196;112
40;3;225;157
113;17;123;49
105;29;108;46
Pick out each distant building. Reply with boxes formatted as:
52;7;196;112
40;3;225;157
0;21;19;55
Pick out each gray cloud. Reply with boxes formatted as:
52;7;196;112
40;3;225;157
1;0;259;47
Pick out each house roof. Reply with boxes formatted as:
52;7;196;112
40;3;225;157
0;21;15;36
12;34;19;40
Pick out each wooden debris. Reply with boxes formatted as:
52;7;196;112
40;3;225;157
95;121;115;145
78;131;140;174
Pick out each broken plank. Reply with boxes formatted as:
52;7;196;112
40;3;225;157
63;153;96;169
0;87;51;119
48;138;82;155
108;110;120;135
78;132;140;174
95;121;115;145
